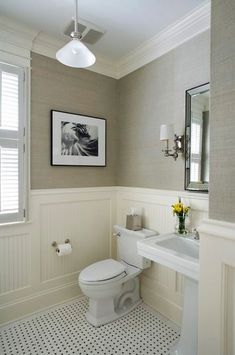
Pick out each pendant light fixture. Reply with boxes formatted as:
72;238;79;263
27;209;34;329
56;0;96;68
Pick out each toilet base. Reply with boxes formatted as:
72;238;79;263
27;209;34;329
86;299;142;327
85;276;141;327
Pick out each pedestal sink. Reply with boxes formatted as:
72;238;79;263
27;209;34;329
137;233;199;355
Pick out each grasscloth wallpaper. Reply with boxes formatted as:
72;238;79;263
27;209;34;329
210;0;235;222
31;31;210;191
31;53;118;189
117;31;210;190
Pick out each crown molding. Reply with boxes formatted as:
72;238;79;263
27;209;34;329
116;1;211;78
88;53;118;79
32;32;119;79
0;15;38;50
0;1;210;78
0;15;118;78
0;15;37;64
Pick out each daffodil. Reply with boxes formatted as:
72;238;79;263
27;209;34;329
172;198;190;235
172;199;190;217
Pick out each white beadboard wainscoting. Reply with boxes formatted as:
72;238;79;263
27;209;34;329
116;187;208;325
0;186;208;325
0;187;117;324
198;219;235;355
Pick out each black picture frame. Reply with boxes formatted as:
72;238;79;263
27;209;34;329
51;110;106;167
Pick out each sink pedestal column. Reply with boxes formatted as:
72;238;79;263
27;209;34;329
170;277;198;355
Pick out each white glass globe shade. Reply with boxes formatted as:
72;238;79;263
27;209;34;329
56;38;96;68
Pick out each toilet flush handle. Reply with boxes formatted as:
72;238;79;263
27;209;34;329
113;232;121;238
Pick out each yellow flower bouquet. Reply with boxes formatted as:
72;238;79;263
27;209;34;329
172;197;190;234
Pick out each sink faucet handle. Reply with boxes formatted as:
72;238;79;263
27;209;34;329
192;228;200;240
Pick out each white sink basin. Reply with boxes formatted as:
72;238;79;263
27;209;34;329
137;232;200;355
137;233;199;280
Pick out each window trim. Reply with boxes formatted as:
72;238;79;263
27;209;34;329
0;59;29;225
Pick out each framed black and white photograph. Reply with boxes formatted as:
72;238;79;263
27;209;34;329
51;110;106;166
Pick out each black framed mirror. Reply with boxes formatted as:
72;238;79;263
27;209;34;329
185;83;210;192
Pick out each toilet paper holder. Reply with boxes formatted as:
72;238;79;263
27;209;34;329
51;238;70;252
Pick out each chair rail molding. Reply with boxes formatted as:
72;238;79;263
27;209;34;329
0;187;117;325
116;186;208;325
198;218;235;355
0;186;208;325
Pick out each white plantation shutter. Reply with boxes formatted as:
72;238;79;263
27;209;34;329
1;71;19;130
0;62;25;223
190;117;203;183
191;122;201;155
1;147;19;212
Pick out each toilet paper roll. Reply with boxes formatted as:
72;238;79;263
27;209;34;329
56;243;72;256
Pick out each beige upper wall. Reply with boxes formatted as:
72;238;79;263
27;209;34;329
31;53;118;189
117;31;210;190
209;0;235;222
31;31;210;191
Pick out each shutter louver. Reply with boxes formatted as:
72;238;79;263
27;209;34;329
0;63;25;223
1;71;19;130
191;122;201;155
0;147;18;212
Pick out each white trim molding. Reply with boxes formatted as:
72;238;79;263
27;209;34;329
198;218;235;241
198;218;235;355
0;1;210;79
31;186;116;196
0;187;117;324
0;186;208;325
116;186;208;325
116;0;211;78
0;15;37;66
0;54;31;226
31;31;118;78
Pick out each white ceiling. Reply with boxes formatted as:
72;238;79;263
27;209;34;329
0;0;207;60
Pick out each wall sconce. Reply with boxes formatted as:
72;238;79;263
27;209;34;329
160;124;184;161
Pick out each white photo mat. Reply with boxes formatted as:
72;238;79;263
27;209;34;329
51;110;106;166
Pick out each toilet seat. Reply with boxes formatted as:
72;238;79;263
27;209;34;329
79;259;126;284
78;225;156;326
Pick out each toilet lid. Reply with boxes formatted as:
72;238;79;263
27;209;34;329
79;259;126;282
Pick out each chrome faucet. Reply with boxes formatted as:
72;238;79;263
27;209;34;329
192;228;200;240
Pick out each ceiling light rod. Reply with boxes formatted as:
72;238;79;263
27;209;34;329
71;0;81;39
56;0;96;68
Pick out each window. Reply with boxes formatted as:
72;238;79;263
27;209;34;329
190;117;203;182
191;122;201;155
0;62;26;224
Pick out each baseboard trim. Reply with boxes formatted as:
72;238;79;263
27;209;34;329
141;284;182;326
0;185;208;326
0;281;82;326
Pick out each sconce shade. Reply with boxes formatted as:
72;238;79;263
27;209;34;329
56;38;96;68
160;124;174;141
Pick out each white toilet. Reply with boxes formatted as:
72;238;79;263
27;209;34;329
79;225;157;326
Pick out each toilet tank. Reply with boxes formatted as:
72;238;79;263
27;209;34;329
113;225;157;269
